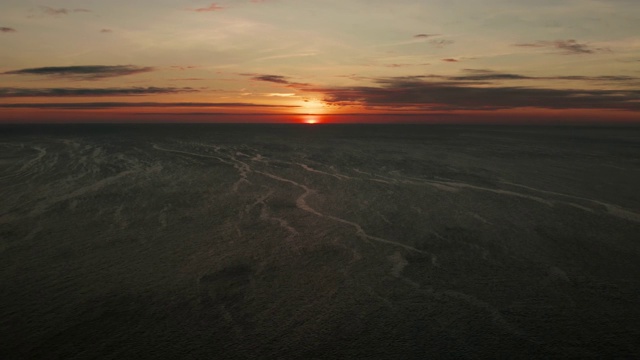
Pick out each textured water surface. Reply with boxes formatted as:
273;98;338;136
1;124;640;358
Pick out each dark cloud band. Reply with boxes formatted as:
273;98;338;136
0;87;198;97
0;102;298;109
450;69;639;83
3;65;154;80
251;74;291;84
312;76;640;111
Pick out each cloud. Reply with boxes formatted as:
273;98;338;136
40;7;91;15
515;39;609;55
100;29;113;33
244;73;310;88
267;93;296;97
0;102;298;110
450;69;531;81
169;78;206;81
3;65;154;80
41;7;68;15
383;63;430;68
442;58;459;62
1;27;16;33
429;39;454;47
414;34;439;38
555;75;637;82
193;3;224;12
251;74;290;84
0;87;198;98
170;65;198;71
450;69;640;83
310;76;640;111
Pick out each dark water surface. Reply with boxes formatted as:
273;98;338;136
1;124;640;358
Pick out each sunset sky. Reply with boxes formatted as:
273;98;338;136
1;0;639;123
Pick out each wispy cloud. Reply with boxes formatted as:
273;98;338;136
515;39;609;55
385;64;409;68
442;58;459;62
310;76;640;111
169;78;207;81
0;87;198;98
40;7;91;16
170;65;198;71
450;69;530;81
450;69;640;83
267;93;296;97
429;39;454;47
375;34;451;49
100;29;113;33
244;73;309;88
193;3;224;12
0;102;298;109
251;74;290;84
555;75;638;82
3;65;154;80
1;27;16;33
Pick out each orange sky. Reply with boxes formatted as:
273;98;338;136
1;1;639;123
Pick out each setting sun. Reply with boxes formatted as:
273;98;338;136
302;115;320;124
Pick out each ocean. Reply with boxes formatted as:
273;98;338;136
1;123;639;358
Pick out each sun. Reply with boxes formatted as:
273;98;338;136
303;115;320;124
294;98;327;124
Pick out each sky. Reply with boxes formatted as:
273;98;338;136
1;0;639;123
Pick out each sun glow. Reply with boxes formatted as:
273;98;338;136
297;99;327;114
302;115;320;124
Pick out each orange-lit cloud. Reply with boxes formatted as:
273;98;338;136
193;3;224;12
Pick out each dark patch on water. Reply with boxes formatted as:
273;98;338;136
199;264;254;308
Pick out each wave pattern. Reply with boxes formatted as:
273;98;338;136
1;125;640;358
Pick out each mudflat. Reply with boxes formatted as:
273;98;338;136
1;124;639;358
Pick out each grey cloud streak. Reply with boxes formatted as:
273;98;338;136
0;102;298;110
250;74;291;84
245;73;309;87
515;39;609;55
450;69;640;83
0;87;198;98
310;77;640;111
40;7;91;15
3;65;154;80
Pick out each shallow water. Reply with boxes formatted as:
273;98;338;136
1;124;639;358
